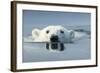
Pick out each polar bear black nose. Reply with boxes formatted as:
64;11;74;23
50;35;59;42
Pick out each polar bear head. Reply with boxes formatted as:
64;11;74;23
32;25;74;43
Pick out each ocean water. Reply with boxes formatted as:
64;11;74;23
23;25;91;62
22;10;91;63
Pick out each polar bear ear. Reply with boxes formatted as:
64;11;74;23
69;30;75;39
32;29;40;39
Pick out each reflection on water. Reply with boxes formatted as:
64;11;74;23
46;43;64;51
23;34;91;63
23;25;91;63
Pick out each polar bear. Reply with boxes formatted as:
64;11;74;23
32;25;74;43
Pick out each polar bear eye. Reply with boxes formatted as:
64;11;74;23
46;30;49;34
60;30;64;34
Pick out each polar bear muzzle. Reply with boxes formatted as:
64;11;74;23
50;35;59;42
46;35;65;52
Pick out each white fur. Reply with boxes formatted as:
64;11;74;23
32;25;74;43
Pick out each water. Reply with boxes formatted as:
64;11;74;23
23;27;91;63
22;10;91;63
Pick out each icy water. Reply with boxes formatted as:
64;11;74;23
22;10;91;63
23;25;91;62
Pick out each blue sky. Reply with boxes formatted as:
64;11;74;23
22;10;91;36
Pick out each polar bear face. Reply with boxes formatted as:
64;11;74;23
32;25;74;43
